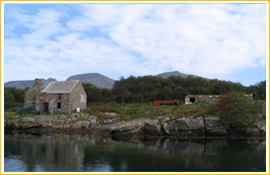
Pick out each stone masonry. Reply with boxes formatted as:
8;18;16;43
24;79;87;114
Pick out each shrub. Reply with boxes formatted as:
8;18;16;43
217;91;261;127
17;105;38;115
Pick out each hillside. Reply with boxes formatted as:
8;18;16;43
66;73;115;89
4;78;57;89
4;71;207;89
155;71;198;79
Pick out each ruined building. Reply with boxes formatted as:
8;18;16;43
185;94;253;104
24;79;87;114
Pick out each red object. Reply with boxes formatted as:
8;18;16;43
154;100;179;107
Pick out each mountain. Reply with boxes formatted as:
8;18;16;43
4;71;206;90
66;73;115;89
4;78;57;89
154;71;210;80
155;71;199;79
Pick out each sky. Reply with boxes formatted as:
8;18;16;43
3;3;267;86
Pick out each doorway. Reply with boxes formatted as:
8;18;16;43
190;98;195;103
43;103;49;113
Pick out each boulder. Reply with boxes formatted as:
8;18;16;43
63;124;71;129
82;121;91;129
58;115;67;124
204;117;227;136
52;124;63;129
46;116;55;126
5;119;16;130
104;112;117;117
14;119;21;129
256;122;266;133
144;119;162;136
72;121;84;130
35;116;47;127
161;117;192;137
20;117;37;129
188;116;205;136
229;126;262;137
111;120;145;138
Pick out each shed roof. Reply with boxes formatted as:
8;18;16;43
186;94;252;98
41;80;80;93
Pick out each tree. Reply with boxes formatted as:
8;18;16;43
82;83;102;103
217;91;261;127
173;86;187;101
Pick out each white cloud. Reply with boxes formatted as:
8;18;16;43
4;3;266;85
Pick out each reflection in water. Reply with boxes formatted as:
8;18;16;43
4;133;266;172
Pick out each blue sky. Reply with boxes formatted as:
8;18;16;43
3;3;267;86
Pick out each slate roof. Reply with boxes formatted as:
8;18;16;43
42;80;80;93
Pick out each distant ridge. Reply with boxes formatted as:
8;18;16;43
4;78;57;89
4;71;208;90
66;73;115;89
155;71;195;79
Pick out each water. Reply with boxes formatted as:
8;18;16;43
4;132;266;172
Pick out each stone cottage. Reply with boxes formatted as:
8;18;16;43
24;79;87;114
185;94;253;104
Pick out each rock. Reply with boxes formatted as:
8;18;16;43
46;117;55;126
257;122;266;133
104;112;117;117
35;116;47;127
229;126;262;137
72;121;84;130
63;124;71;129
82;114;90;119
82;121;91;129
111;120;145;138
71;116;77;122
20;117;37;129
161;117;192;137
71;113;78;118
189;116;205;136
144;119;162;136
204;117;227;136
59;114;67;120
65;118;73;124
5;120;16;130
52;124;63;129
14;119;21;129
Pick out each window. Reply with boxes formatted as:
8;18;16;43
32;102;35;106
58;94;62;99
57;103;61;109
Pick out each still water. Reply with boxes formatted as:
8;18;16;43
4;132;266;172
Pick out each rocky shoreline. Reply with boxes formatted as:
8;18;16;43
4;113;266;140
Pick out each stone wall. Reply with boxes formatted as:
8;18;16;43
197;97;220;104
185;95;253;104
69;82;87;113
24;79;43;107
36;93;70;114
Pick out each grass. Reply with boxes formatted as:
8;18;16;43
5;101;261;124
85;101;219;122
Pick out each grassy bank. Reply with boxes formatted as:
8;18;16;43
4;101;217;122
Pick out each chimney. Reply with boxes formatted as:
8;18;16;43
35;78;42;85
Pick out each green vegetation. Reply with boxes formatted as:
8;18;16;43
85;101;218;121
76;118;90;122
4;87;29;112
4;76;265;112
4;92;262;127
217;91;261;126
4;75;265;126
